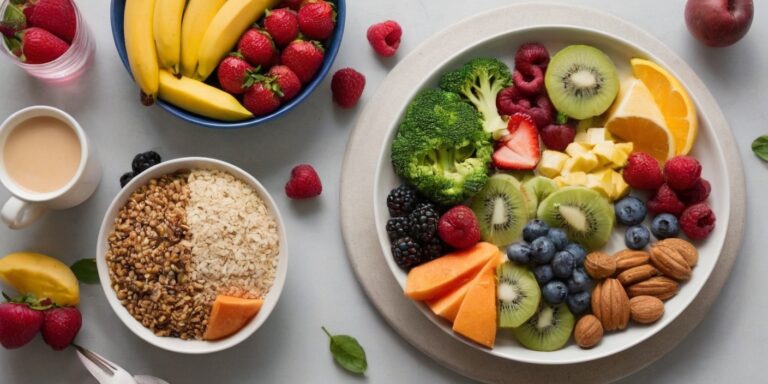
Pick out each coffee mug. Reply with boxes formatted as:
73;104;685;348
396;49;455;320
0;106;101;229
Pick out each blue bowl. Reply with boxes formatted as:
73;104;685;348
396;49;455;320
110;0;345;129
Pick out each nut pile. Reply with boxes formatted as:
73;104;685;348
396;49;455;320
574;238;698;348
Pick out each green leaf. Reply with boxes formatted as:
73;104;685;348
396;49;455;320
555;111;568;125
322;326;367;375
752;135;768;162
70;259;99;284
2;4;25;28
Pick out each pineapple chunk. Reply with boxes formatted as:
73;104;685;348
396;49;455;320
615;142;634;156
537;150;570;178
574;130;590;145
565;142;591;158
586;168;614;198
563;171;588;186
553;176;568;188
612;170;630;199
570;152;599;173
586;128;611;146
591;141;616;166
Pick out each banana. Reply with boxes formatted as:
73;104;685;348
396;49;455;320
158;70;253;121
179;0;226;78
195;0;279;80
153;0;185;74
124;0;159;105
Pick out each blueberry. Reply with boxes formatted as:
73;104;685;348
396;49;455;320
523;219;550;242
564;243;587;265
547;228;568;251
530;237;556;264
506;242;532;264
551;251;575;278
533;264;554;285
566;291;591;315
541;280;568;305
614;196;647;226
625;225;651;250
567;267;590;293
651;213;680;239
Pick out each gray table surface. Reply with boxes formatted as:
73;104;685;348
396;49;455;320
0;0;764;383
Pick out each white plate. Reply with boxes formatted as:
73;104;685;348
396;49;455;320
96;157;288;354
369;12;731;365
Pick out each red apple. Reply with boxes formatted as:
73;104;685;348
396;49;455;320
685;0;754;47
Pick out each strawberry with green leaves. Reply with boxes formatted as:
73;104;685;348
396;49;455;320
280;39;324;84
243;75;283;116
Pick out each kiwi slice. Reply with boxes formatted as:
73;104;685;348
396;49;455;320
536;186;614;250
521;176;558;216
497;262;541;328
469;174;528;246
512;303;574;352
544;45;619;120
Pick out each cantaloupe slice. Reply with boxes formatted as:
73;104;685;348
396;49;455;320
203;295;264;341
452;258;498;348
405;242;498;301
427;251;504;322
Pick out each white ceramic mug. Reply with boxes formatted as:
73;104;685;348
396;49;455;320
0;106;101;229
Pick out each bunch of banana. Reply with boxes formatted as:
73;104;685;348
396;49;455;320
153;0;185;74
124;0;158;105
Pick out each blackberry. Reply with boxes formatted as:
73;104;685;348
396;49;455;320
131;151;162;174
422;237;447;262
120;172;135;188
391;237;423;271
386;217;411;242
386;184;420;217
408;202;439;243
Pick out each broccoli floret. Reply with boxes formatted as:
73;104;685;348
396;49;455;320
440;57;512;137
391;89;492;205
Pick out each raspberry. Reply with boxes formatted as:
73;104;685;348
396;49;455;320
408;203;440;243
284;164;322;199
512;63;544;95
366;20;402;57
386;184;420;217
514;42;550;70
664;155;702;191
679;203;716;240
391;237;423;271
540;123;576;151
677;178;711;205
437;205;481;249
496;86;554;128
622;152;664;190
331;68;365;108
646;184;686;216
386;217;411;241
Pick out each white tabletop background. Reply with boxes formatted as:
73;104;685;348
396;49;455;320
0;0;765;383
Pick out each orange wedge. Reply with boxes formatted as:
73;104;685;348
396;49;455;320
630;58;698;155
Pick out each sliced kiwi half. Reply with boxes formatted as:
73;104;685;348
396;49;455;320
537;186;614;250
521;176;558;217
497;262;541;328
469;174;528;246
544;45;619;120
512;302;574;352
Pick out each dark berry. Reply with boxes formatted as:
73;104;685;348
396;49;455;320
677;178;711;205
523;219;550;242
564;243;587;265
386;217;411;241
547;228;568;251
531;236;556;264
131;151;162;174
386;184;420;217
567;268;590;293
391;237;422;271
566;290;591;315
651;213;680;239
551;251;575;278
540;123;576;151
506;242;532;264
625;225;651;250
614;196;648;226
422;236;446;262
408;203;439;243
533;264;554;285
119;172;135;188
542;280;568;304
514;42;550;70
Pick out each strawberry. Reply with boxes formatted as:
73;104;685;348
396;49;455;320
279;0;306;10
243;76;282;117
366;20;402;57
285;164;322;199
280;39;324;84
263;8;299;47
28;0;76;43
41;306;81;351
217;53;255;95
19;27;70;64
23;5;36;22
268;65;301;101
622;152;664;190
331;68;365;108
437;205;481;249
237;28;277;67
297;0;335;40
0;296;46;349
493;113;541;170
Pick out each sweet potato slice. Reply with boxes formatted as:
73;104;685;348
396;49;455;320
452;259;498;348
203;295;264;341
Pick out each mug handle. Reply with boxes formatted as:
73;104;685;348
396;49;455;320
1;197;46;229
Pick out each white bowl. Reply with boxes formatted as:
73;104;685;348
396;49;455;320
96;157;288;354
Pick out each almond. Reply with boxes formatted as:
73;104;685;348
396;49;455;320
658;238;698;267
617;264;660;286
574;314;603;349
584;251;616;279
614;249;650;271
629;295;665;324
650;244;692;281
591;278;630;331
627;276;679;301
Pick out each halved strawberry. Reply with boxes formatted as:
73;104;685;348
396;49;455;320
492;113;540;170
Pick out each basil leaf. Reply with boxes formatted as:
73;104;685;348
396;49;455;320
70;259;99;284
752;136;768;162
322;326;367;375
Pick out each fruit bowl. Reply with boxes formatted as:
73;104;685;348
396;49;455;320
109;0;345;129
96;157;288;353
